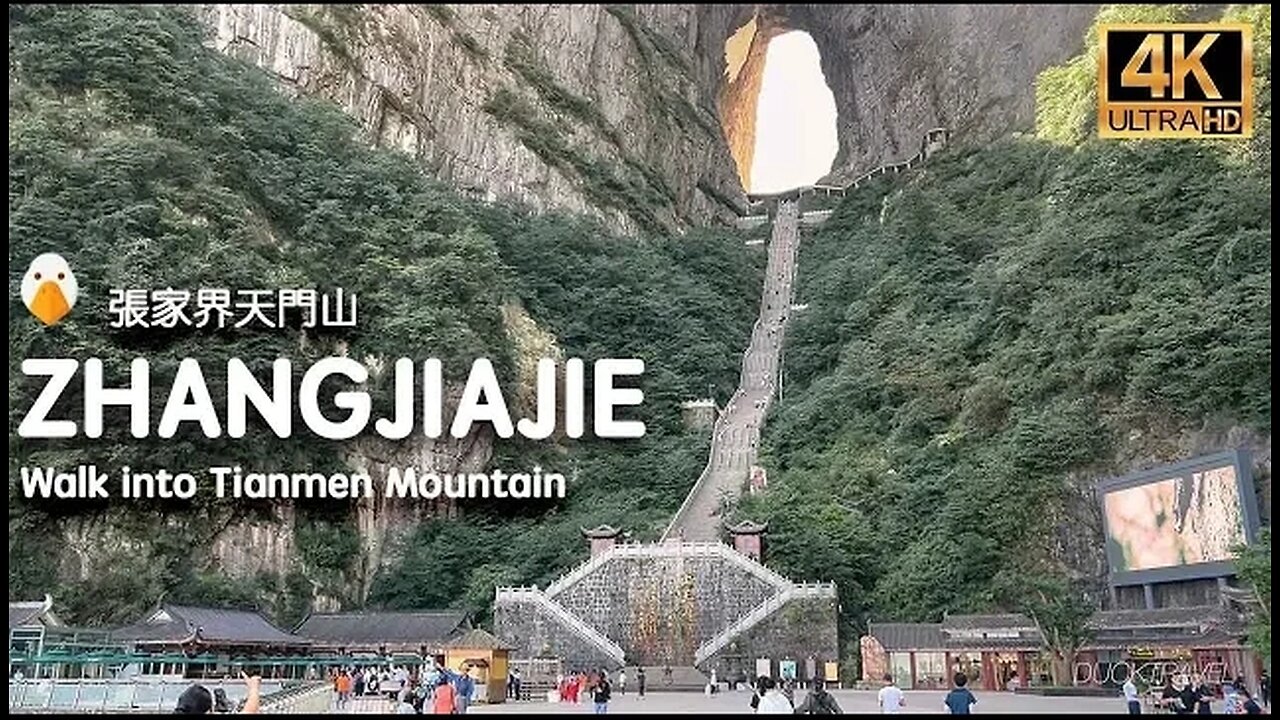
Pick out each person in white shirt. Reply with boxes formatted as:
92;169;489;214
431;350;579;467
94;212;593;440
878;674;906;714
1123;676;1142;715
755;677;795;714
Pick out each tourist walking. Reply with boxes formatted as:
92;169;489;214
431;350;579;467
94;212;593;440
1158;677;1182;712
1123;675;1141;714
454;666;476;714
431;675;455;715
1194;677;1214;714
1261;671;1271;708
1224;683;1243;714
795;677;842;714
1241;688;1264;714
943;673;977;715
1177;676;1200;715
592;670;613;714
637;667;647;698
617;669;627;696
335;669;353;710
878;673;905;714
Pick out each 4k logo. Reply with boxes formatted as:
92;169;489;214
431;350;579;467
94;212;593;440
1098;24;1253;139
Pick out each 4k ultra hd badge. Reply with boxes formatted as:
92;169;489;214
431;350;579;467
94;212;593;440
1098;23;1254;139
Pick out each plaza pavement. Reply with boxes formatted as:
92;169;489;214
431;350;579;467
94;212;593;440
345;689;1127;714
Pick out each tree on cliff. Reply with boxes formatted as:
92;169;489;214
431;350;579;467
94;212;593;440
1014;575;1095;687
1234;530;1272;670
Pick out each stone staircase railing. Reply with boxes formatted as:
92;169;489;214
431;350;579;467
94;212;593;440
694;582;837;667
742;127;949;218
545;541;795;600
543;548;616;599
696;543;794;593
260;682;332;714
659;315;758;542
663;203;798;542
495;586;626;665
616;542;795;593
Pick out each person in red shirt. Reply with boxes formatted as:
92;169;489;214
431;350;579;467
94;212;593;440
431;675;456;715
568;673;580;703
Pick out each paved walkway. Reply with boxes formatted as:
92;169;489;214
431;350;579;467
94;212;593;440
665;201;801;541
461;689;1126;714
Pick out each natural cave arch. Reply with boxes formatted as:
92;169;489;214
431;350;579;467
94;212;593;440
719;13;838;194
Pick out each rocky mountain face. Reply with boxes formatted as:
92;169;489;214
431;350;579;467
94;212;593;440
202;4;748;235
202;4;1096;218
774;4;1100;181
189;3;1102;603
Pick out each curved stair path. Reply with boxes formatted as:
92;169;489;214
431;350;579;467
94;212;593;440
662;199;801;542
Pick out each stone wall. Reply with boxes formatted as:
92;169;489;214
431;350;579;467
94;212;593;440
553;554;777;664
495;543;839;671
493;597;619;673
701;594;840;680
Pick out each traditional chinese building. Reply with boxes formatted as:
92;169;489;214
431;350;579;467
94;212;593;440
442;628;515;703
111;604;311;678
727;520;768;563
9;596;117;679
861;605;1259;691
293;609;471;662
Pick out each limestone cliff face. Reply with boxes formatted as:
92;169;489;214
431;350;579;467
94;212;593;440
716;4;1099;185
795;4;1100;180
201;4;748;233
202;5;1097;215
186;3;1109;606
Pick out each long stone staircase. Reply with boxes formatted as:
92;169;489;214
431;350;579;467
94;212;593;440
494;133;953;685
494;200;838;680
662;199;801;542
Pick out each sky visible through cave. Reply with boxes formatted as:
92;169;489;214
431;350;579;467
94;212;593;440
751;31;839;194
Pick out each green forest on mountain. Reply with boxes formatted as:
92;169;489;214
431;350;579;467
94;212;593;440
6;2;1271;672
8;4;760;626
738;2;1271;662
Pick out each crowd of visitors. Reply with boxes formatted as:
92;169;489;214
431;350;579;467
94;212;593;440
329;662;479;714
1140;671;1268;715
553;668;617;713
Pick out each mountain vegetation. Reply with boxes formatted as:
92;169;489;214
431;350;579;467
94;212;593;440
7;3;1270;674
736;2;1271;668
8;4;760;626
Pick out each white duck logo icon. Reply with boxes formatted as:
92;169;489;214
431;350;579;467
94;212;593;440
21;253;78;326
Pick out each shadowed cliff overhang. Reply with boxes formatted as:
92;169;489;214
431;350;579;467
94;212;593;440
717;4;1099;190
718;9;791;191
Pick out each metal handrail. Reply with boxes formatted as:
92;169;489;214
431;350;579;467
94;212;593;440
6;677;293;713
742;128;949;211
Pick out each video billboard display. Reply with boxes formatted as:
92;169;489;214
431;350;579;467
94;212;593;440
1099;450;1260;585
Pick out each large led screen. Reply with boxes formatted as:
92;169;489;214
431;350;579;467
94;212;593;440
1099;450;1259;585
